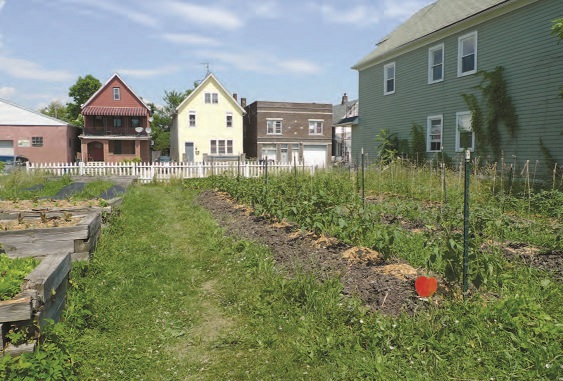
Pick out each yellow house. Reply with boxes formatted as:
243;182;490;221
171;73;245;162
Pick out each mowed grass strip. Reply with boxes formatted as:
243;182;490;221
64;183;562;380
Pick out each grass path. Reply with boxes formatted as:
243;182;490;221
62;183;562;380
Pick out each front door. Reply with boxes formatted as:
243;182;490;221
87;142;104;162
185;142;195;162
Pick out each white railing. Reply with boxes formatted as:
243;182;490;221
26;161;316;183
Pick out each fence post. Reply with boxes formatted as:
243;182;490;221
361;148;365;208
463;149;471;298
79;161;85;176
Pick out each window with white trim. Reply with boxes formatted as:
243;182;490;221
210;140;233;155
458;31;477;76
308;120;323;135
427;115;443;152
32;136;43;147
267;119;282;135
188;111;196;127
226;112;233;128
113;87;120;100
428;44;444;83
455;111;475;152
205;92;219;104
384;62;395;95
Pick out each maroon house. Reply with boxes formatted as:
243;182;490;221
80;74;151;163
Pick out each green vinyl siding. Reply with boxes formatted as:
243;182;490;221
354;0;563;173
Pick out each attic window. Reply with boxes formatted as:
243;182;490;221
205;92;218;104
113;87;121;100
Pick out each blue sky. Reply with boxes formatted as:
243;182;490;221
0;0;433;110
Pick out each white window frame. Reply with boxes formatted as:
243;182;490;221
308;120;323;135
458;31;478;77
113;87;120;100
455;111;475;152
205;92;218;104
226;112;233;128
188;111;196;128
427;115;443;152
210;139;233;155
428;43;444;84
384;62;396;95
267;119;283;135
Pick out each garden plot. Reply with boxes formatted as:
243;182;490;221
0;211;102;260
197;190;432;316
0;253;71;356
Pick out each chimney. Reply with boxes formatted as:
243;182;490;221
341;93;348;105
233;93;238;101
241;97;247;108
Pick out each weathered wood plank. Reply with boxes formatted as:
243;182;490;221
25;254;71;303
0;296;32;322
2;342;35;357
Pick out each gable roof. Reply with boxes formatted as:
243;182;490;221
353;0;513;70
333;99;358;125
176;73;245;114
82;73;150;112
0;98;71;126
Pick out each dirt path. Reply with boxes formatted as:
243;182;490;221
196;190;431;316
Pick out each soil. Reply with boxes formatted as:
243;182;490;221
0;199;103;212
196;190;436;316
0;214;80;230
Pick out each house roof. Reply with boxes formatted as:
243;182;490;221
82;106;148;117
175;73;245;114
0;98;71;126
82;73;150;112
332;100;358;125
353;0;511;70
335;116;359;126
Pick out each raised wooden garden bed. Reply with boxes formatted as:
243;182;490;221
0;211;102;261
0;253;71;356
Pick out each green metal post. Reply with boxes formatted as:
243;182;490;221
463;149;470;297
361;148;365;208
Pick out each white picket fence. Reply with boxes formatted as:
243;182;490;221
26;161;316;183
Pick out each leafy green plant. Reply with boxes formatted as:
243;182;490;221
0;254;39;300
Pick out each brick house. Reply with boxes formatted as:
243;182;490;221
0;98;79;162
243;101;333;167
80;74;151;163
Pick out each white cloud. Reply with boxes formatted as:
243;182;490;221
253;1;281;19
0;56;73;81
161;33;221;47
0;86;15;98
198;50;322;75
0;0;5;12
59;0;158;28
116;65;180;78
278;59;322;74
319;4;380;27
160;1;243;30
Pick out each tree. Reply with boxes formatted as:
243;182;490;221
66;75;102;126
40;100;68;121
148;88;194;153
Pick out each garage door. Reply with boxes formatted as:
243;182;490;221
0;141;14;156
303;145;327;168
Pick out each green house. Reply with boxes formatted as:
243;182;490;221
353;0;563;174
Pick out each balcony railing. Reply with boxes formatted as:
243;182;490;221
83;127;150;137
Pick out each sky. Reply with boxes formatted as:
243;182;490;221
0;0;434;111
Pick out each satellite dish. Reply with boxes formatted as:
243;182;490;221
135;127;144;133
145;127;152;134
148;117;154;122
